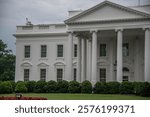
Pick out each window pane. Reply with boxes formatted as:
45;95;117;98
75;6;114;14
57;69;63;81
57;45;63;57
41;45;47;57
24;46;30;58
40;69;46;81
24;69;29;81
74;44;77;57
100;68;106;82
123;43;129;56
100;44;106;56
123;76;128;82
74;68;77;81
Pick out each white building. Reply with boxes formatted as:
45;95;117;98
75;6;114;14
14;1;150;84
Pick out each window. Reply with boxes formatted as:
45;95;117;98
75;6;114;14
74;68;77;81
40;69;46;81
24;45;30;58
41;45;47;57
57;68;63;81
123;76;129;82
74;44;77;57
123;43;129;56
100;68;106;82
57;45;63;57
24;69;29;81
100;44;106;57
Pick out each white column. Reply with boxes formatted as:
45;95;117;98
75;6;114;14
91;30;97;85
144;28;150;82
116;29;123;82
77;38;81;82
81;38;86;82
86;39;92;81
68;32;73;81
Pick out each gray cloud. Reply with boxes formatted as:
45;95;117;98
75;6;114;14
0;0;150;54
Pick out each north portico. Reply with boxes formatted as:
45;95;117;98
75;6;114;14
14;1;150;83
65;1;150;84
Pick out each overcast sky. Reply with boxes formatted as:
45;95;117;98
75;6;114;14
0;0;150;54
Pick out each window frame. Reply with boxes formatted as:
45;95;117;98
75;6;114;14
100;43;107;57
24;69;30;81
123;43;129;57
41;45;47;58
40;68;46;81
74;44;77;57
57;44;64;58
99;68;106;82
24;45;30;58
57;68;63;81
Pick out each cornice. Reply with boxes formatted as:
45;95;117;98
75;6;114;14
66;18;150;25
13;32;68;37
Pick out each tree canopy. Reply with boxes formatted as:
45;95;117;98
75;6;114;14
0;40;15;81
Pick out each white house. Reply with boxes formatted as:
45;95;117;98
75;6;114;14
14;1;150;84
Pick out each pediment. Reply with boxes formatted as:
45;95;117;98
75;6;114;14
65;1;150;23
21;62;32;67
37;62;49;67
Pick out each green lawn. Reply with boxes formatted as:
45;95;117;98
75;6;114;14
0;93;150;100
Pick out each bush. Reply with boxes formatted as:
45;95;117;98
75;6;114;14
68;81;81;93
93;82;108;94
107;82;120;94
44;80;57;93
10;81;16;92
81;80;92;94
56;80;69;93
119;82;134;94
15;82;27;93
134;82;150;97
26;81;36;92
0;81;13;94
34;80;47;93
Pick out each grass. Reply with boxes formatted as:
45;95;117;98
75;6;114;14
0;93;150;100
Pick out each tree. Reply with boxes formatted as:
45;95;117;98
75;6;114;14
0;40;15;81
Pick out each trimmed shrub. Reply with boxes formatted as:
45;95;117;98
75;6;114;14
15;82;27;93
10;81;16;92
119;82;134;94
107;82;120;94
44;80;57;93
56;80;69;93
134;82;150;97
93;82;108;94
0;81;13;94
68;81;81;93
26;81;36;92
34;80;47;93
81;80;92;94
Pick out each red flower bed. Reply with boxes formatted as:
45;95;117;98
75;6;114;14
0;96;47;100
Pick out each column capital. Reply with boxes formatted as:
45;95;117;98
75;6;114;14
143;27;150;31
115;28;123;32
90;29;98;33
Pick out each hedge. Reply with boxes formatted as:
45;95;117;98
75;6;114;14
26;81;36;93
0;81;149;97
15;82;27;93
44;80;57;93
119;82;134;94
56;80;69;93
81;80;92;94
0;81;13;94
34;80;47;93
68;81;81;93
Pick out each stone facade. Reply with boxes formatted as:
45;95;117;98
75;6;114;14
14;1;150;83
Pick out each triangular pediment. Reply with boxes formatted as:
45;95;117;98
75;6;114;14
65;1;150;23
